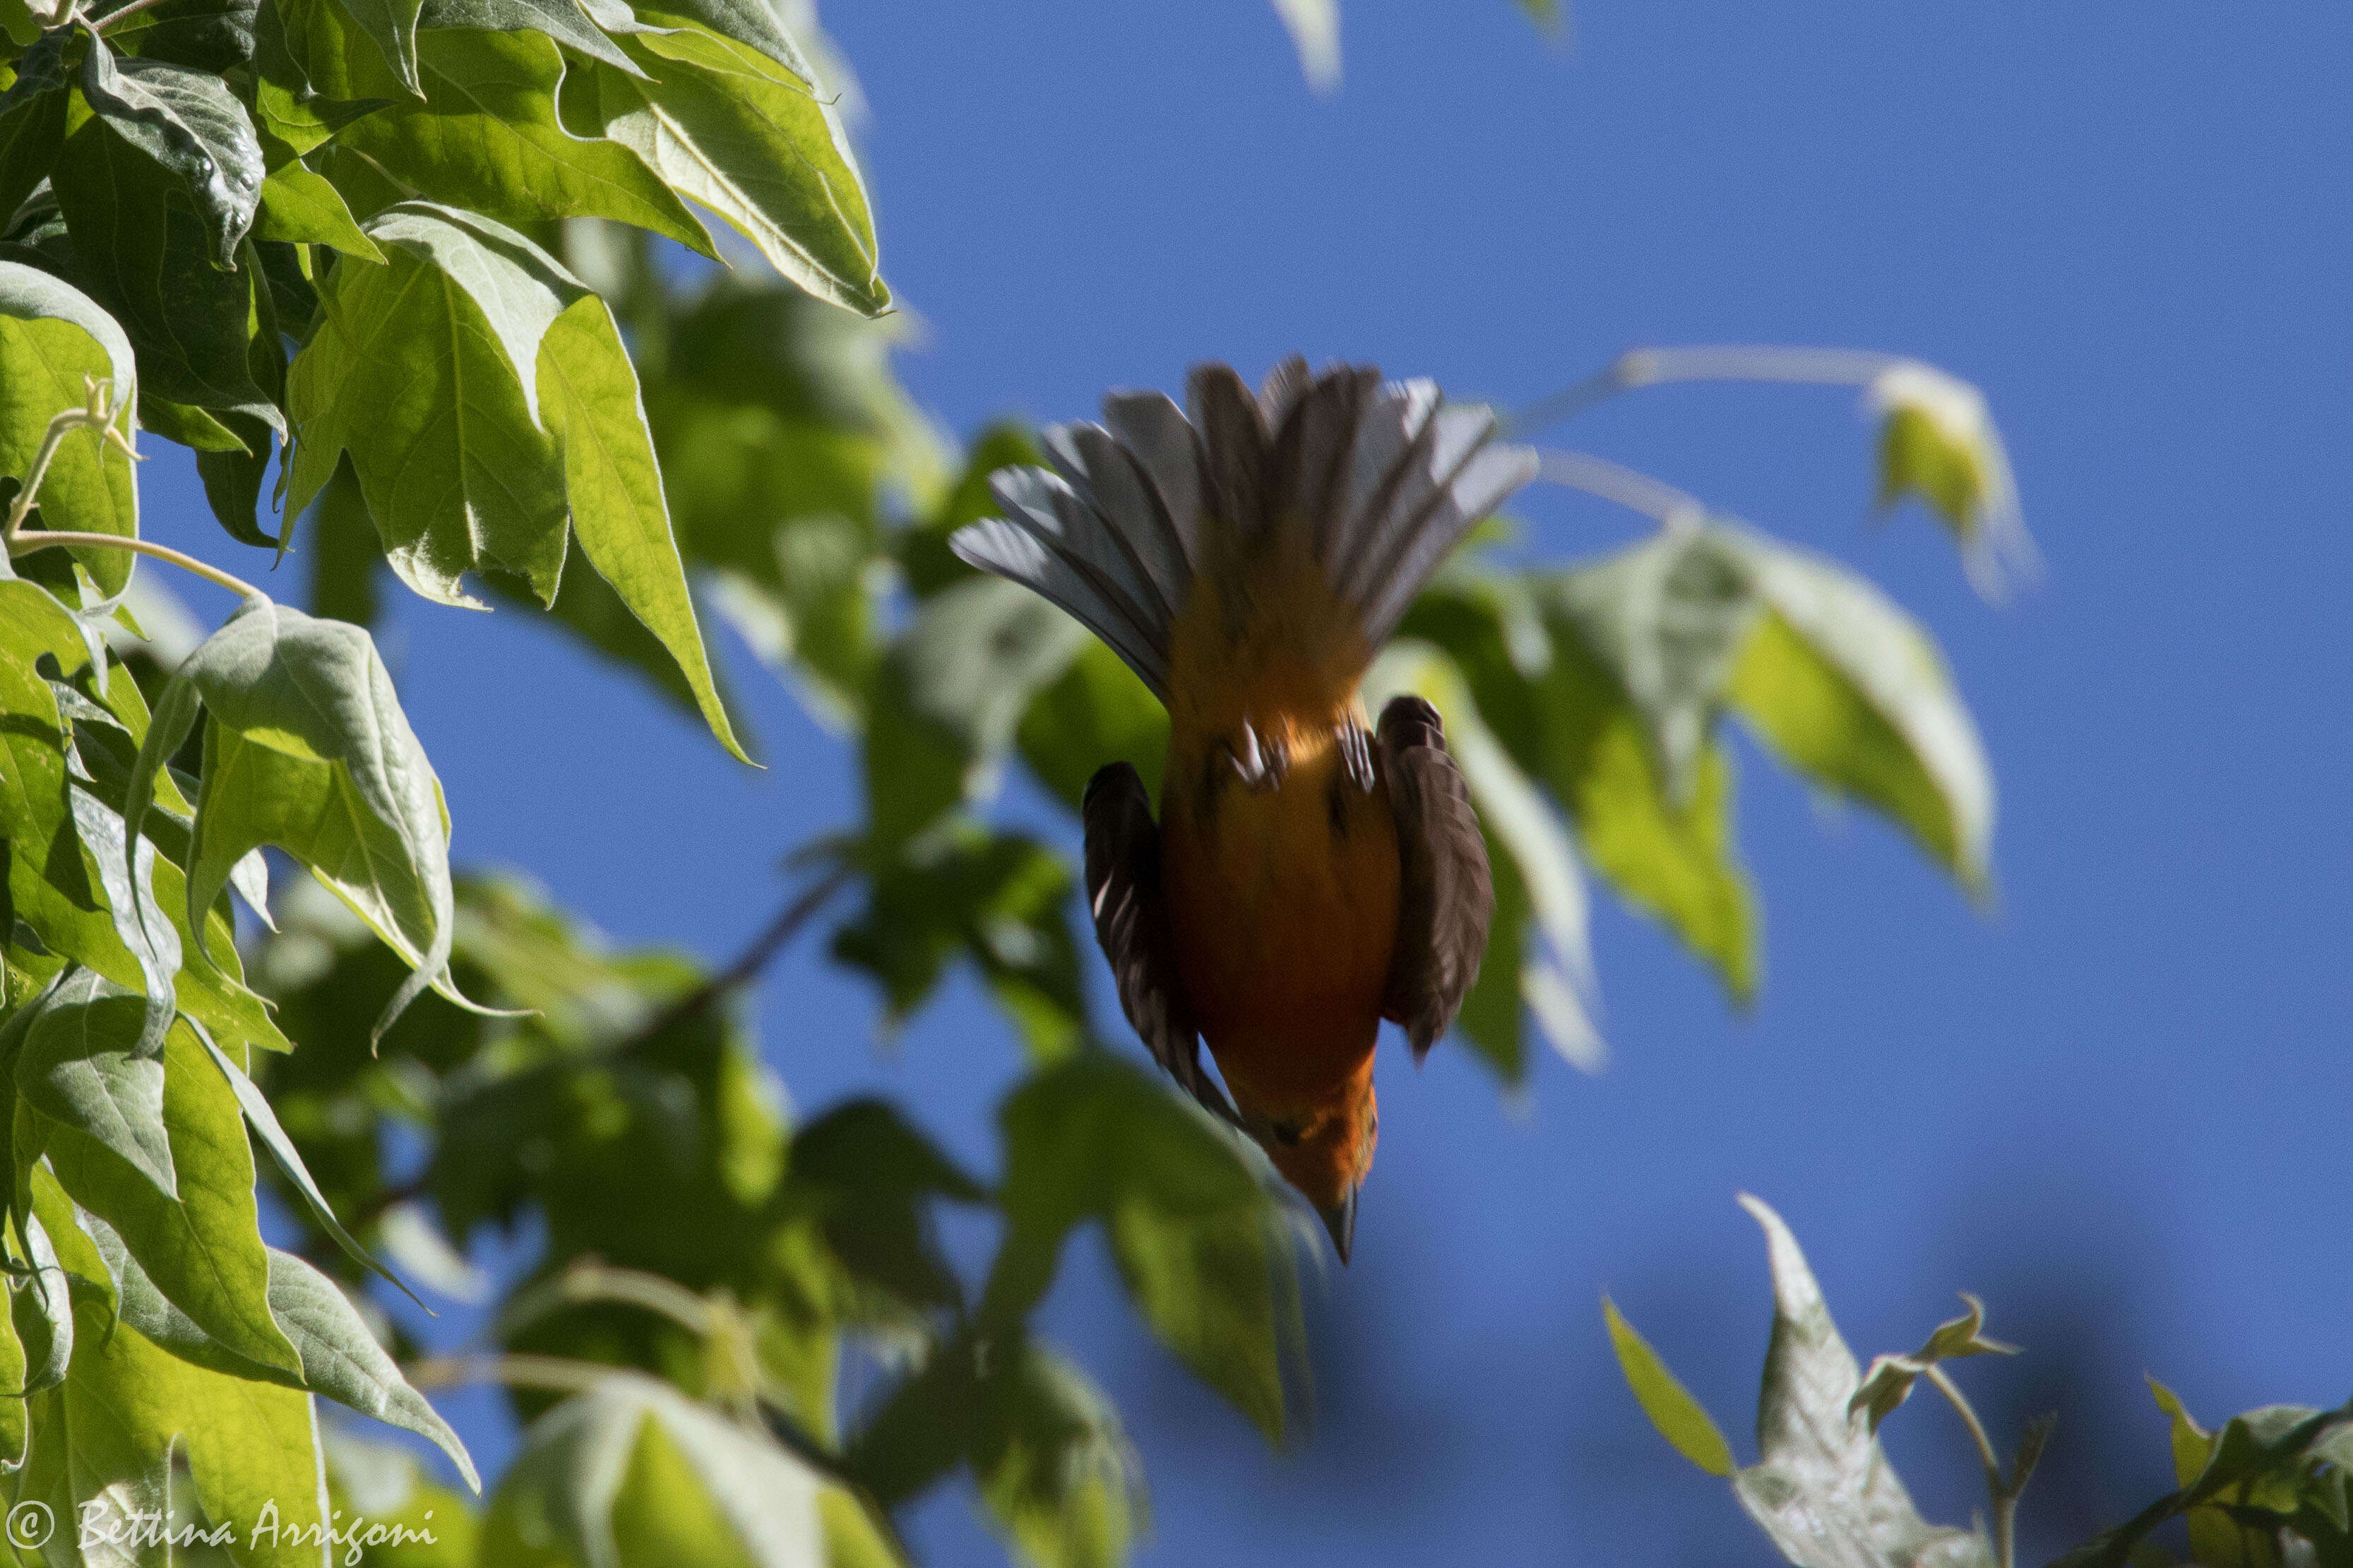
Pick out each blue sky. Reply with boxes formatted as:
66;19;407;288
141;3;2353;1562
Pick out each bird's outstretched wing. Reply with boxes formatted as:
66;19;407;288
1082;762;1240;1125
1378;695;1496;1061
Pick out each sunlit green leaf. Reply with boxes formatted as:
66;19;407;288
126;597;482;1041
25;1019;303;1377
330;28;713;250
0;261;138;592
1602;1295;1734;1478
1724;531;1994;892
591;18;886;314
991;1054;1298;1444
482;1371;826;1568
536;292;746;761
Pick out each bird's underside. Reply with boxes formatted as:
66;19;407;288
1080;693;1495;1132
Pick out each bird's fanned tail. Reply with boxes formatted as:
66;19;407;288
951;358;1539;700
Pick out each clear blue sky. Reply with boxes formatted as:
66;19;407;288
143;3;2353;1561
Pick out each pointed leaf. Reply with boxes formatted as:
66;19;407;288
592;18;886;314
78;40;266;266
11;965;175;1196
537;292;746;761
1730;1194;1990;1568
1603;1295;1735;1477
1724;531;1995;892
285;201;576;606
126;597;482;1041
190;1014;424;1305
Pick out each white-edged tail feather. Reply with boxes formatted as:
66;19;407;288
950;359;1538;702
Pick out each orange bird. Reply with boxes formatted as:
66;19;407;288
951;359;1536;1260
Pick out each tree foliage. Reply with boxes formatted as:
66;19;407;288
0;1;2277;1566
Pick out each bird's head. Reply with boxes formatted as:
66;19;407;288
1230;1065;1378;1264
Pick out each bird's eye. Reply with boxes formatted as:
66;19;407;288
1270;1119;1304;1147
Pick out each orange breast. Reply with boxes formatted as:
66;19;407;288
1158;722;1401;1106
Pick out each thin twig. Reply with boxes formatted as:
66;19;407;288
609;861;857;1053
9;529;261;599
4;379;138;545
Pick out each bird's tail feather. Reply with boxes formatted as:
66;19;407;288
951;359;1537;701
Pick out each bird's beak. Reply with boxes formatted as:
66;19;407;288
1318;1187;1359;1265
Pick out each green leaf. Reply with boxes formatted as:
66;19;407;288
285;201;573;605
0;261;138;592
1536;580;1758;1004
1602;1294;1734;1478
327;1430;484;1565
81;1199;478;1490
11;1194;75;1399
1868;361;2035;602
864;577;1090;854
51;108;280;426
27;1018;304;1377
11;964;175;1196
325;0;424;94
18;1298;329;1564
190;1014;424;1305
1728;1193;1991;1568
126;597;482;1042
833;827;1087;1064
1847;1292;2017;1433
0;589;291;1055
1724;530;1995;892
0;32;71;229
481;1371;827;1568
789;1098;983;1318
1551;527;1760;808
991;1054;1299;1444
254;147;384;258
418;0;643;74
2057;1389;2353;1568
304;448;381;626
591;18;886;315
93;0;259;72
332;28;713;253
536;292;746;762
78;38;266;267
972;1339;1143;1568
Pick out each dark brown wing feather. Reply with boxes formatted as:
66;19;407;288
1378;695;1496;1062
1082;762;1240;1125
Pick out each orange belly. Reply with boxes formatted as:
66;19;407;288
1158;727;1401;1105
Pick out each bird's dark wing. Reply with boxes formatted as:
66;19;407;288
1082;762;1240;1125
1377;695;1496;1062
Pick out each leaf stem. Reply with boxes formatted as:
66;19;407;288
3;381;138;546
1508;345;1906;439
1923;1362;2016;1568
8;529;261;600
403;1353;616;1396
1532;449;1708;533
84;0;172;32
